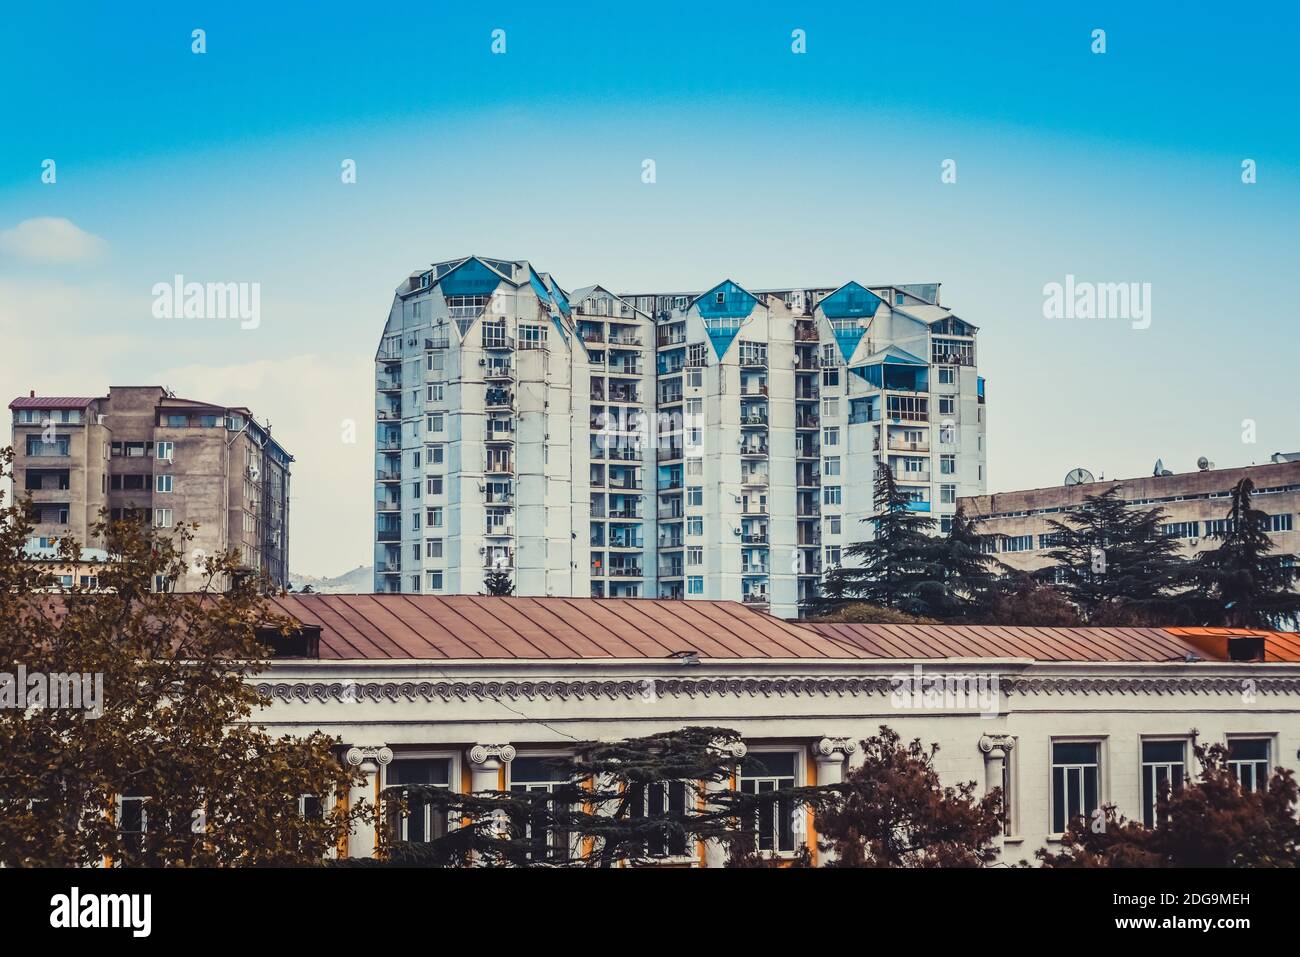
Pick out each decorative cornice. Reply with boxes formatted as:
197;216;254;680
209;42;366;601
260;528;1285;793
813;736;858;759
468;744;517;766
344;745;393;767
253;675;1300;705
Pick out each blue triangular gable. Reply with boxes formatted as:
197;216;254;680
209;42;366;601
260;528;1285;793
551;315;570;346
529;268;552;305
820;281;883;320
438;257;506;297
695;280;759;320
707;326;741;359
834;328;866;362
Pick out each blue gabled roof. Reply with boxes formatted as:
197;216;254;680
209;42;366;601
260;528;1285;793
819;281;884;320
692;279;760;320
863;345;927;366
437;257;510;297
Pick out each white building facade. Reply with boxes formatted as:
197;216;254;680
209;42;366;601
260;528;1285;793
253;595;1300;865
376;259;988;616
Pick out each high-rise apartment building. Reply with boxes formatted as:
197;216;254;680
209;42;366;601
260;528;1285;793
9;386;293;590
375;256;987;617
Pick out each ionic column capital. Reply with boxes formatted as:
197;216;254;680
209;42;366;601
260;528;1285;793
468;744;517;766
345;745;393;769
978;734;1015;757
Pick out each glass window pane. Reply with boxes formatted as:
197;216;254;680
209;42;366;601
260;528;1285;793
1143;740;1186;763
1053;742;1098;765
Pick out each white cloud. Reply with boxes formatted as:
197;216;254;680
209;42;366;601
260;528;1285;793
0;217;108;264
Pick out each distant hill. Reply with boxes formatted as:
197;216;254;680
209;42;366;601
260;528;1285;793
288;565;372;594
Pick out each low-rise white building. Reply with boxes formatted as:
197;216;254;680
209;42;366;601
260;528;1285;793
253;595;1300;864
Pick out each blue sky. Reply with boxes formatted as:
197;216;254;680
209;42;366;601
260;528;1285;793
2;1;1298;576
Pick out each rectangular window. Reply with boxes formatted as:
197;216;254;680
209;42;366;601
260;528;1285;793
1051;741;1100;834
426;475;444;496
822;486;841;506
156;442;174;461
1141;740;1186;828
823;456;841;477
425;538;443;559
822;427;839;447
739;752;798;854
428;413;445;433
687;517;703;536
686;546;703;567
154;508;173;529
826;515;841;535
426;571;443;590
509;756;570;860
687;487;703;507
427;507;444;528
427;384;444;402
1002;535;1033;553
938;396;955;416
1227;739;1270;792
940;454;956;475
825;546;841;567
155;474;172;493
940;484;956;504
429;443;445;465
938;366;956;385
687;575;704;595
386;757;452;842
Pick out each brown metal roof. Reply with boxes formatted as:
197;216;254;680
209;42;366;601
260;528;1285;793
263;595;874;661
803;622;1212;662
9;396;98;410
1165;627;1300;663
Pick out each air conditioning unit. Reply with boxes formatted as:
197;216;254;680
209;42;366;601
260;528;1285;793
733;527;742;536
478;546;486;554
479;359;487;366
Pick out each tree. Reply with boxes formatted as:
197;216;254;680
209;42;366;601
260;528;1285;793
482;569;514;596
914;507;1003;622
816;727;1003;867
985;575;1082;626
1038;740;1300;867
0;447;370;866
1042;485;1189;623
810;464;937;617
808;603;939;625
1190;478;1300;628
371;727;816;868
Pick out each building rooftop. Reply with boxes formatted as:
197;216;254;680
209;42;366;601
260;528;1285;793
9;396;98;410
259;595;1300;663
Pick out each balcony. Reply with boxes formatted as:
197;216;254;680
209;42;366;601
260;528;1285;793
740;443;768;457
742;593;770;605
608;509;643;521
377;436;401;450
425;335;449;350
740;384;768;398
657;447;684;463
486;459;513;475
657;330;687;347
794;327;820;342
375;500;400;512
796;443;820;459
795;414;820;429
376;375;402;392
797;501;821;518
897;470;931;483
608;386;641;403
485;390;514;410
376;526;400;542
888;437;930;452
376;470;401;483
377;409;400;421
482;332;514;351
741;503;769;516
485;522;513;537
740;412;768;427
742;565;769;577
485;426;515;443
657;479;683;493
609;566;644;578
796;470;821;487
798;529;822;546
742;532;769;545
484;362;513;380
742;473;769;487
739;354;768;369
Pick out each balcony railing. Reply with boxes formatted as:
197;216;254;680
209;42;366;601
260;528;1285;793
740;443;768;456
657;330;687;347
609;567;644;578
376;500;400;512
376;376;402;391
742;473;769;487
888;438;930;452
376;470;401;482
425;335;449;350
795;415;820;429
742;593;769;605
742;533;769;545
794;327;820;342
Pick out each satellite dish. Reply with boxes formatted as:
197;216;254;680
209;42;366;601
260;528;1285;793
1197;456;1212;471
1064;468;1095;486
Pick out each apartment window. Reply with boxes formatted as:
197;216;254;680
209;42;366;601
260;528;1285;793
426;475;444;496
823;456;841;477
153;509;173;529
1051;741;1100;834
825;546;841;567
940;516;953;534
822;368;839;387
687;517;703;536
938;366;956;385
412;510;421;531
739;752;798;854
411;542;421;561
687;546;703;567
940;454;956;475
686;343;707;367
822;427;839;447
687;576;704;595
1141;740;1186;828
1227;739;1271;792
117;790;150;860
410;481;421;501
426;571;443;590
826;515;841;535
509;757;570;861
156;442;173;461
429;443;445;465
821;398;839;418
686;458;703;477
820;344;837;366
1002;535;1032;553
1160;521;1200;539
426;353;444;373
427;384;443;402
940;484;956;504
518;325;547;350
155;474;172;493
428;413;445;433
687;487;703;507
409;575;421;592
938;396;955;416
385;757;452;842
427;507;444;528
425;538;443;559
1268;514;1293;533
823;486;841;506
